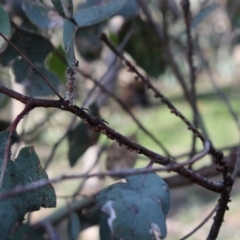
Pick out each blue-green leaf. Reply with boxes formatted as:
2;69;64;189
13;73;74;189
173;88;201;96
14;63;60;96
97;171;170;240
51;0;74;18
0;131;56;239
23;0;63;29
0;30;60;96
73;0;127;27
68;212;81;240
0;30;54;65
117;0;139;19
63;19;76;67
0;4;11;37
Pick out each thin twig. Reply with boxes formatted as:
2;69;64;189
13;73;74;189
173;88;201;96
44;116;77;170
37;221;60;240
160;141;210;171
231;148;240;180
179;205;217;240
0;32;63;99
181;0;199;163
0;165;223;201
72;145;106;198
0;102;34;188
196;41;240;134
81;20;136;107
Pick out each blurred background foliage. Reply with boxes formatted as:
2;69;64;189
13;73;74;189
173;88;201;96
0;0;240;239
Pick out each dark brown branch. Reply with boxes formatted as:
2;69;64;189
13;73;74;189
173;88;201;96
0;85;224;193
44;116;77;170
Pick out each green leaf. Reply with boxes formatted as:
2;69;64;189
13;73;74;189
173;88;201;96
0;30;60;96
97;171;170;240
47;46;67;83
13;224;44;240
73;0;127;27
68;212;81;240
51;0;74;18
63;19;76;67
22;0;63;29
75;23;104;62
0;4;11;37
0;130;56;239
67;104;101;166
118;18;167;78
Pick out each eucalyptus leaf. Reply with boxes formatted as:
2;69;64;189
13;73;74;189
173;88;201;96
51;0;74;18
97;171;170;240
73;0;127;27
0;130;56;239
63;19;76;67
0;30;54;65
117;0;139;19
99;213;119;240
0;4;11;37
14;62;60;96
22;0;63;29
0;30;60;96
